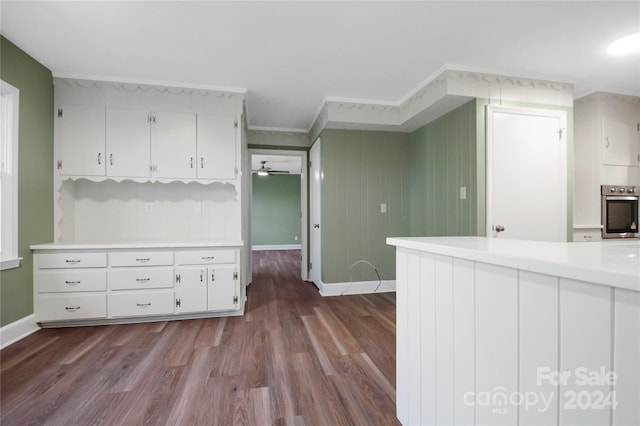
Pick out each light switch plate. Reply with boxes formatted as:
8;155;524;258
459;186;467;200
381;203;387;213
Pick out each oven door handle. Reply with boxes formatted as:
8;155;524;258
605;196;638;201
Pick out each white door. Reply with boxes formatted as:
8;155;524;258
309;140;322;286
486;105;567;241
197;114;237;180
207;265;238;311
151;111;197;179
58;105;105;176
106;107;151;178
175;267;207;314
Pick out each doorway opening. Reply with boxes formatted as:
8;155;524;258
248;149;308;281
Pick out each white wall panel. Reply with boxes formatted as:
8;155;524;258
559;279;612;426
519;271;559;425
475;263;518;425
452;258;475;425
395;249;409;424
613;288;640;426
418;252;436;425
434;255;454;425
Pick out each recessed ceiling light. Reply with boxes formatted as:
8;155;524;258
607;33;640;54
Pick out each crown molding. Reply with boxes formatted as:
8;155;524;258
248;126;308;134
575;89;640;103
53;73;247;96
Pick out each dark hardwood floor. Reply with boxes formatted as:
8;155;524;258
1;250;399;425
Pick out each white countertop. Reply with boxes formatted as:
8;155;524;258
387;236;640;292
30;241;244;250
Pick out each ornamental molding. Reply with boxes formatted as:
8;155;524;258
575;91;640;105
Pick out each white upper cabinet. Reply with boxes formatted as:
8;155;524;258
57;105;105;177
602;110;640;166
151;111;197;179
106;108;151;178
197;114;238;180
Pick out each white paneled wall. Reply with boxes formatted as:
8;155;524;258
58;179;240;243
395;248;640;426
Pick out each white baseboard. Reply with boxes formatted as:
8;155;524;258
252;244;301;251
314;279;396;296
0;314;39;350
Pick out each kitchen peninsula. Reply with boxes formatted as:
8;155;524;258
387;236;639;426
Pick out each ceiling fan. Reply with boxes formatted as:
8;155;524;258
254;161;290;176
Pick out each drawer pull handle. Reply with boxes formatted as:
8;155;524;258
65;306;80;312
202;256;215;260
65;280;81;286
136;303;151;308
65;259;81;264
135;278;151;283
136;258;150;263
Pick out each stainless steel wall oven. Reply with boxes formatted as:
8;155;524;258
601;185;639;239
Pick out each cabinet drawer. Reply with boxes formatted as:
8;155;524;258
175;249;236;265
38;293;107;322
39;270;106;293
109;290;174;318
109;268;174;290
38;253;107;269
109;251;173;267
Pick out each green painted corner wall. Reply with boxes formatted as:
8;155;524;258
320;129;411;283
409;99;480;237
0;36;54;327
251;173;301;245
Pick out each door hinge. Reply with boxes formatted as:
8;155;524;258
57;108;63;118
234;167;238;176
636;123;639;132
309;262;312;271
175;274;181;284
176;298;181;308
148;114;157;124
57;160;62;170
233;120;238;129
233;272;238;280
233;296;239;304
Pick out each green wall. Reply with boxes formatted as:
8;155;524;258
0;36;54;327
409;99;480;236
320;129;410;283
251;173;301;246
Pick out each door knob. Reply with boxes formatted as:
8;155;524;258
494;225;505;232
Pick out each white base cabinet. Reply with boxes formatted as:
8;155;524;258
32;243;243;326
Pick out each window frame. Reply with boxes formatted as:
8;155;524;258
0;80;21;270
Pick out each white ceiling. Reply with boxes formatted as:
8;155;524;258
1;1;638;132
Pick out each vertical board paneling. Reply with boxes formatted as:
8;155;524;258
435;255;455;424
559;279;612;426
418;252;436;425
612;288;640;426
453;258;475;425
395;248;409;424
519;271;559;425
475;263;518;425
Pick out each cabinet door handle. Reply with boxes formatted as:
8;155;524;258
211;271;215;282
136;303;151;308
201;255;215;260
65;259;81;264
190;157;194;168
65;306;81;312
135;278;151;283
135;258;150;263
65;280;81;286
200;157;204;169
98;153;102;165
110;153;113;166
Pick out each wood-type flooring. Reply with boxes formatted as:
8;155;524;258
1;250;399;425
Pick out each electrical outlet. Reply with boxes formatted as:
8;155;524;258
459;186;467;200
294;235;299;241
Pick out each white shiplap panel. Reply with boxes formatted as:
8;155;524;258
419;252;436;425
435;255;454;425
559;279;612;426
475;262;518;425
395;248;409;425
519;271;559;425
613;288;640;426
407;250;425;425
452;258;475;425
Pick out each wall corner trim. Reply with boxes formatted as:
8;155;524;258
0;314;39;350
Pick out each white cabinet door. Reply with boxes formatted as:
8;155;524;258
196;114;237;180
58;105;105;176
207;265;238;311
151;111;197;179
175;267;207;314
106;107;151;178
603;112;640;166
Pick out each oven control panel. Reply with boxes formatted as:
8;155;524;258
601;185;639;195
